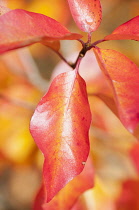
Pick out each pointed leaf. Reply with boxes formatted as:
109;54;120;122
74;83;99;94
33;157;94;210
67;0;102;33
0;9;82;54
30;71;91;202
94;47;139;133
104;16;139;41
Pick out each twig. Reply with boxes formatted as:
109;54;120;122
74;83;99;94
0;93;35;110
17;48;49;92
54;50;74;68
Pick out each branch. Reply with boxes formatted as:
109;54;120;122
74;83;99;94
17;48;49;92
0;93;35;110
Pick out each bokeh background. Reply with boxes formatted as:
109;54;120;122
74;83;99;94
0;0;139;209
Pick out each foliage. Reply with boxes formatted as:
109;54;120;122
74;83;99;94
0;0;139;209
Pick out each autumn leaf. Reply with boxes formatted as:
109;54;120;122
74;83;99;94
0;9;82;54
67;0;102;33
92;92;118;117
94;47;139;134
33;157;94;210
27;0;70;25
130;143;139;174
0;75;41;164
30;70;92;202
0;5;10;15
104;16;139;41
33;185;45;210
116;179;139;210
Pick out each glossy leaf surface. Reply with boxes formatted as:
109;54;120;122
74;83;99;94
67;0;102;33
0;9;82;54
34;157;94;210
94;47;139;133
105;16;139;41
0;5;10;15
30;71;91;202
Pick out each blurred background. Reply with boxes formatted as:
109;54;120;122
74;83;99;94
0;0;139;209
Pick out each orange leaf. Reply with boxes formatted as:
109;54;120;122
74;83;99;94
33;157;94;210
42;40;60;51
67;0;102;33
0;9;82;54
94;47;139;133
104;16;139;41
91;92;118;117
30;71;91;202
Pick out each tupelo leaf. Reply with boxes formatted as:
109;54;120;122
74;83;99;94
116;179;139;210
0;5;10;15
30;70;91;202
104;16;139;41
42;40;60;51
130;143;139;174
0;9;82;54
67;0;102;33
94;47;139;134
92;92;118;117
33;157;94;210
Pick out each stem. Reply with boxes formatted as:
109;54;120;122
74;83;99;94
53;36;105;71
71;47;86;69
78;39;85;48
75;56;82;73
87;32;92;44
0;93;35;110
17;48;49;92
54;50;74;68
88;39;106;50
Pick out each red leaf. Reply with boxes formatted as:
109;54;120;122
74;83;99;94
116;179;139;210
0;9;82;54
130;143;139;174
94;47;139;133
33;157;94;210
30;71;91;202
33;185;46;210
0;5;10;15
67;0;102;33
104;16;139;41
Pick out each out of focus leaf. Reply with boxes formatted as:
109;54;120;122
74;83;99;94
0;84;40;163
30;71;91;202
33;185;45;210
0;9;82;54
94;47;139;134
27;0;70;25
67;0;102;33
104;16;139;41
116;179;139;210
92;93;118;117
34;157;94;210
130;143;139;174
